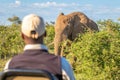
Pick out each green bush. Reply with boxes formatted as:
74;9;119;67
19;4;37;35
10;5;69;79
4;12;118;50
0;19;120;80
44;25;55;53
65;20;120;80
0;25;24;59
0;24;55;58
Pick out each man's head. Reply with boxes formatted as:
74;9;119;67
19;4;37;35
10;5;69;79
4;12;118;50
21;14;46;44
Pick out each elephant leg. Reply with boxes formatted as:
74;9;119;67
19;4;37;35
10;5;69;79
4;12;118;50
60;45;64;56
54;42;61;55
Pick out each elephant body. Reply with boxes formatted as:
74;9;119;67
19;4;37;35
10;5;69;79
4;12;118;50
54;12;99;56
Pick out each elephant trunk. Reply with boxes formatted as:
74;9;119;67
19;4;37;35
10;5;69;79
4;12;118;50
54;35;62;56
54;33;67;56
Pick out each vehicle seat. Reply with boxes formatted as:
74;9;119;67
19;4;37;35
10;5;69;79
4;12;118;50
0;69;58;80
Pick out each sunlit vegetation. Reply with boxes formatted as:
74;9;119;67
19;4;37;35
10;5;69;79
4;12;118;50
0;19;120;80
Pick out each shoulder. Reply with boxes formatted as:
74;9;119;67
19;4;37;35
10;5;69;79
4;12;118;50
60;57;72;70
60;57;70;64
60;57;75;80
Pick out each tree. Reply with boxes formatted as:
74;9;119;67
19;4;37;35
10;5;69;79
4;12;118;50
8;15;21;25
118;18;120;21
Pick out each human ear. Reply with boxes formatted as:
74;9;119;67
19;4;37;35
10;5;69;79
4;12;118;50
21;33;25;40
44;31;47;37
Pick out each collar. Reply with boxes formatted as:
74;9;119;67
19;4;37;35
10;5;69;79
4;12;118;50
24;44;48;51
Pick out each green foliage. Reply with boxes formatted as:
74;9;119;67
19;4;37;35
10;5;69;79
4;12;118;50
0;58;9;71
0;25;24;59
65;20;120;80
0;19;120;80
8;15;21;25
44;25;55;53
0;24;54;59
97;19;120;32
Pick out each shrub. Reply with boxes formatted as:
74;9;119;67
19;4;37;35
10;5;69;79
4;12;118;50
65;20;120;80
0;24;55;58
0;19;120;80
0;25;24;59
44;25;55;52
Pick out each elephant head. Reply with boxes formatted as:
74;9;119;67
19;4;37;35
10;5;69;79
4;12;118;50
54;12;99;56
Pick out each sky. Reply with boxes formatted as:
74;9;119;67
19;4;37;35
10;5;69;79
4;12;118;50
0;0;120;25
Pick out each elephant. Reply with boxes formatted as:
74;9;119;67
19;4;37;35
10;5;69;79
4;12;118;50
54;12;99;56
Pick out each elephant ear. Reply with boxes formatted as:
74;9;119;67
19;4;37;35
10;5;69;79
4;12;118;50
64;16;75;40
63;16;74;24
